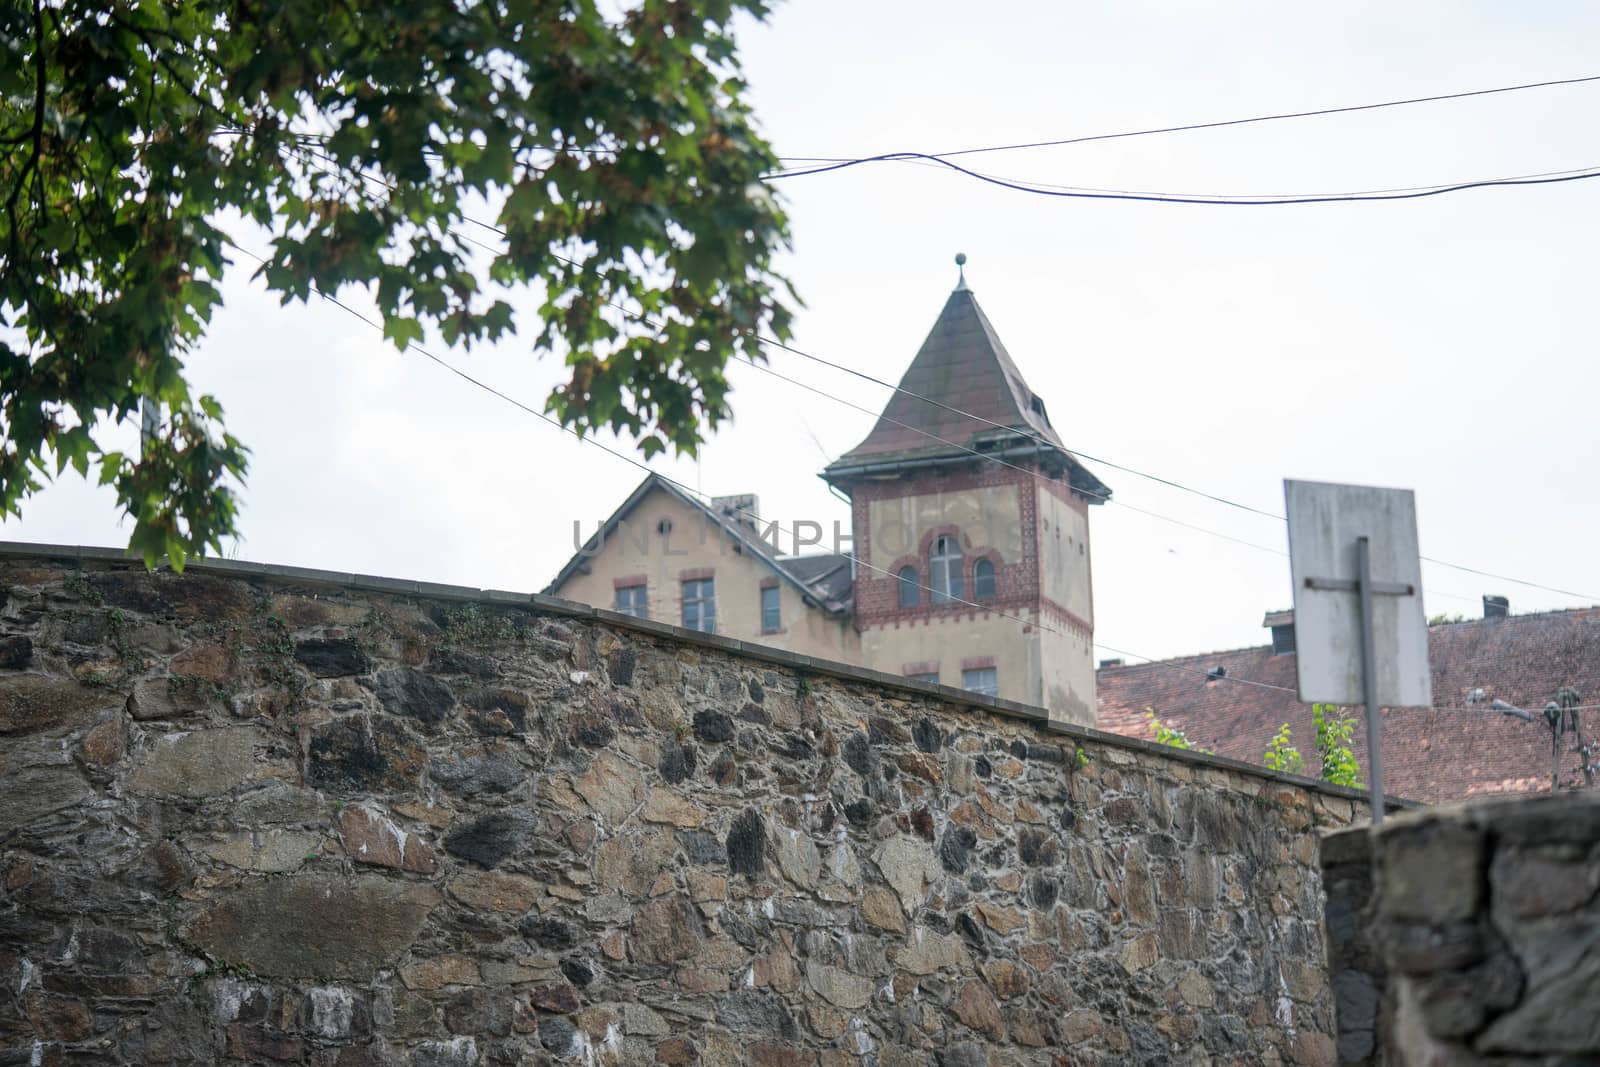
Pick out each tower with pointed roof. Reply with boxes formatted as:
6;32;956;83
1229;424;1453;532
822;259;1110;725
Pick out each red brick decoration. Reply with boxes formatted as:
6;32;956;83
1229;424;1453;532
612;574;647;589
852;466;1068;631
678;566;715;582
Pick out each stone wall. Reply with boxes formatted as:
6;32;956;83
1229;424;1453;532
1;549;1375;1066
1323;794;1600;1066
1317;830;1391;1066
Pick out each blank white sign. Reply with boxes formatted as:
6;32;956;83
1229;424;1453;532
1286;480;1432;707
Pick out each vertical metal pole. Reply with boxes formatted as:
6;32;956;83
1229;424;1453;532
1356;536;1386;825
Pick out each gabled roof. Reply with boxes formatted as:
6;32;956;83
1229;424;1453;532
1096;606;1600;802
543;474;853;615
822;286;1109;502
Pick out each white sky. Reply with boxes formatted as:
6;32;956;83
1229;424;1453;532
8;0;1600;663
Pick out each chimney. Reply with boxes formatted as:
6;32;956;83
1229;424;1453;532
710;493;760;532
1483;595;1509;620
1262;609;1296;655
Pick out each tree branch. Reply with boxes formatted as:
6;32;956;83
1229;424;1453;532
4;0;46;271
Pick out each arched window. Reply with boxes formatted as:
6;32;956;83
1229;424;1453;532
930;536;963;603
974;558;996;600
897;566;919;608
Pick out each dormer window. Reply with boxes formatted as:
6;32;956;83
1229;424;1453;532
930;536;963;603
1263;610;1296;655
1028;393;1052;427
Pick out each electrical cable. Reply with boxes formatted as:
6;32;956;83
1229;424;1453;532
792;157;1600;204
235;72;1600;169
283;142;1600;604
225;237;1299;696
765;151;1600;206
779;73;1600;164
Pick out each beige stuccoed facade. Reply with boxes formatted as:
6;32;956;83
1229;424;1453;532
1036;484;1097;724
548;275;1111;726
555;484;862;667
863;485;1025;563
856;612;1044;696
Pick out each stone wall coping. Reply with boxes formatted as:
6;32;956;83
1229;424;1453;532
1318;823;1375;865
0;538;1414;811
1322;790;1598;861
1366;789;1599;840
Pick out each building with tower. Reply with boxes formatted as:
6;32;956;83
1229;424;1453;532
546;262;1111;726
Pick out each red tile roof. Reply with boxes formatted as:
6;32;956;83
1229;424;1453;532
1096;607;1600;803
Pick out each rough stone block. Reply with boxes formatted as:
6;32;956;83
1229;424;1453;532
187;876;440;979
337;806;437;872
0;674;123;734
130;727;262;797
307;716;427;792
632;896;704;965
205;830;324;873
1375;816;1485;923
805;963;871;1010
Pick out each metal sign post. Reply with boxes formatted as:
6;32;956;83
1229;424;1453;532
1355;538;1386;826
1287;481;1431;826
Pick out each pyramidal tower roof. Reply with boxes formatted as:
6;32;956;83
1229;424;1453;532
822;266;1109;503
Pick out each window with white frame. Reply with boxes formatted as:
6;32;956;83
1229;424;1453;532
614;583;648;618
682;578;716;632
760;585;781;633
906;671;939;684
930;536;963;603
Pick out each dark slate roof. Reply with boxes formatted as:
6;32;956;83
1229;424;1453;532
544;474;854;615
1096;607;1600;803
782;553;854;604
822;287;1109;502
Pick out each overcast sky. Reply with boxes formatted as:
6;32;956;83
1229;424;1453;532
8;0;1600;665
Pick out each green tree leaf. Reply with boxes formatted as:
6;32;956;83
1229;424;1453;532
1263;723;1304;775
1313;704;1362;787
0;0;793;565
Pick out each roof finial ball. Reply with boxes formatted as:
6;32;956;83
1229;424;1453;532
954;252;969;291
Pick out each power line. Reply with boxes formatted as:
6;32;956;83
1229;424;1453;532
766;151;1600;206
241;83;1600;208
243;71;1600;170
228;239;1312;700
733;334;1497;609
289;144;1313;573
224;238;1299;697
730;316;1600;603
815;157;1600;204
1416;556;1598;602
282;142;1600;605
782;72;1600;163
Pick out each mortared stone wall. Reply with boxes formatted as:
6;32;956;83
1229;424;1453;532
1321;792;1600;1065
0;549;1377;1065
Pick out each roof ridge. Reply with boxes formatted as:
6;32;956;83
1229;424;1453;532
1099;603;1600;672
